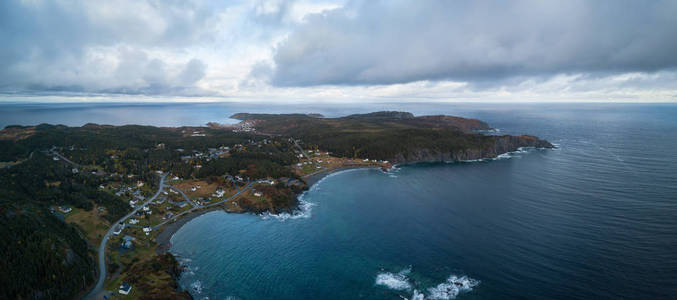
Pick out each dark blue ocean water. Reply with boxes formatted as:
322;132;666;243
2;102;676;299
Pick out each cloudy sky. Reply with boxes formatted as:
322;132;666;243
1;0;676;102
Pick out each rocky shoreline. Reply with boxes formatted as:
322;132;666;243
156;207;225;253
391;135;554;164
157;140;554;252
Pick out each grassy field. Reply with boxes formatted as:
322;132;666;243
66;207;110;245
174;179;222;198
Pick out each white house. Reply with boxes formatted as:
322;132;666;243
142;226;152;235
128;218;139;225
254;192;262;197
119;282;132;295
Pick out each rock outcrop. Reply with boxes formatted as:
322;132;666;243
392;135;554;164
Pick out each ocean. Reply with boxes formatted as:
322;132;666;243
2;102;676;299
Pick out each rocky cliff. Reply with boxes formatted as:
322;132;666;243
392;135;554;164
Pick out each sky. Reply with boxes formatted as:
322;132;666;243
1;0;677;103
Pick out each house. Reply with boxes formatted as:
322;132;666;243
112;225;122;236
191;186;197;192
254;192;262;197
119;282;132;295
129;199;137;207
52;156;60;161
128;218;139;225
72;168;79;174
137;181;144;187
142;226;152;235
142;206;150;212
176;201;189;208
121;235;135;249
59;206;72;213
214;189;225;197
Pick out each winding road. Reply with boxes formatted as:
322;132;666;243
84;174;167;300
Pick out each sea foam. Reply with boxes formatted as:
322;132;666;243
425;275;479;300
375;267;413;290
376;267;479;300
260;193;316;221
191;280;203;294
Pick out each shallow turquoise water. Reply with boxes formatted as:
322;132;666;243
168;104;677;299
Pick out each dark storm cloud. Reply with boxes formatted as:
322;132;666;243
270;0;677;86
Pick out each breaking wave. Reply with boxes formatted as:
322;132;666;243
375;267;413;290
376;267;479;300
424;275;480;300
260;193;316;221
191;280;203;294
459;146;548;163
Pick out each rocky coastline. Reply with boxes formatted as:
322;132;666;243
391;135;554;164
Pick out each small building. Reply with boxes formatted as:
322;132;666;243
128;218;139;225
119;282;132;295
254;192;262;197
112;226;122;236
121;235;135;249
59;206;72;213
142;226;152;236
176;201;189;208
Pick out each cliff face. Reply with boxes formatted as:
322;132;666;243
392;135;554;164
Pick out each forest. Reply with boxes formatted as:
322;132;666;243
0;124;303;299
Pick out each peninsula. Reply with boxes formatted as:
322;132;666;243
0;111;552;299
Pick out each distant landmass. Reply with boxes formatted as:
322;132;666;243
231;111;553;163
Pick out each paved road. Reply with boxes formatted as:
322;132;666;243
153;182;251;229
166;185;197;208
50;147;81;167
293;139;312;160
84;174;168;300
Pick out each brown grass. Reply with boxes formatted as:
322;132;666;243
66;207;110;245
173;180;223;198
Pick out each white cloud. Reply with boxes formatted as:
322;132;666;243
0;0;675;102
